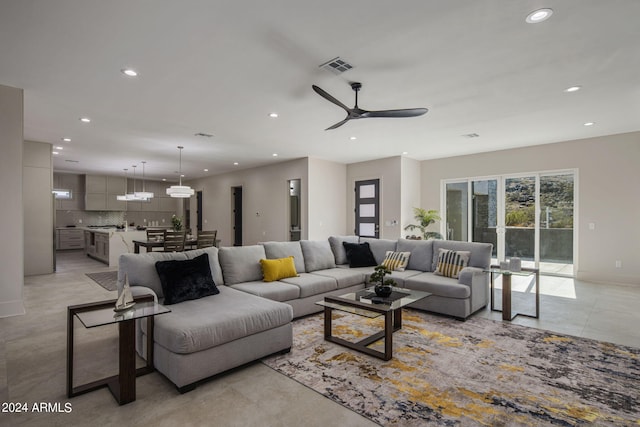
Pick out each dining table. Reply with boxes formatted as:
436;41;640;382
132;238;198;253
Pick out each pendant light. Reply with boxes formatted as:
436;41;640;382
166;146;195;198
116;168;131;201
135;160;154;199
130;164;149;201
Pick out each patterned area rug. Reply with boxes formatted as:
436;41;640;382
263;310;639;426
85;271;118;291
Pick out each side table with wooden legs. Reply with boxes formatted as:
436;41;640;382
487;266;539;321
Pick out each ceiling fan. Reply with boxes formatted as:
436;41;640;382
312;82;428;130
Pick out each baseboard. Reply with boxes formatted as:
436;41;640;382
576;272;640;287
0;299;26;318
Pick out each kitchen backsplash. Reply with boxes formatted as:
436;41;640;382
56;210;176;228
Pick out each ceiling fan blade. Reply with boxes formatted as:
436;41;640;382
325;118;350;130
365;108;428;118
312;85;352;113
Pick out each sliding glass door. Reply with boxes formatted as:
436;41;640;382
444;170;575;276
445;179;498;258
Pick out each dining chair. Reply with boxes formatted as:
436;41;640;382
196;230;217;249
163;230;186;252
146;228;166;251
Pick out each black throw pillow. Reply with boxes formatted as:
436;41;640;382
342;242;377;268
155;254;220;305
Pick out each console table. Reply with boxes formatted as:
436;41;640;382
67;294;170;405
486;266;539;321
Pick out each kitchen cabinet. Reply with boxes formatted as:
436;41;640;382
85;175;126;211
95;233;109;263
57;229;85;250
85;230;109;263
54;173;84;210
85;175;106;193
84;230;96;257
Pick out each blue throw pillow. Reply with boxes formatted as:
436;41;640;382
155;253;219;305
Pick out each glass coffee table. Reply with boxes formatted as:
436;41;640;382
67;294;170;405
316;287;431;361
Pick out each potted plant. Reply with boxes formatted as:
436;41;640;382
171;215;183;231
404;207;443;240
369;265;395;297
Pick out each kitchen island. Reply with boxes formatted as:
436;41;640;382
83;228;148;267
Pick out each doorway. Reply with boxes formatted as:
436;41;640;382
355;179;379;238
289;179;301;241
196;191;203;232
232;186;243;246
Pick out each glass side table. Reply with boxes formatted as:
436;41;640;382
485;266;540;321
66;294;170;405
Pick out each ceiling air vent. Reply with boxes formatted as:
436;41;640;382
194;132;213;138
463;133;480;138
319;57;354;74
65;159;80;163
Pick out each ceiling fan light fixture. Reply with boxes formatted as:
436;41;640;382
166;146;194;198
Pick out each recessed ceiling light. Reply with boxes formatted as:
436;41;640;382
62;137;71;142
79;117;91;123
584;122;595;126
233;162;239;166
162;178;167;182
269;112;279;118
121;68;138;77
203;169;209;172
272;153;278;157
55;146;63;150
564;86;581;93
52;151;59;155
402;151;408;155
526;8;553;24
349;136;357;140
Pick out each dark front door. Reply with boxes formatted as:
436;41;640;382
355;179;379;238
232;186;243;246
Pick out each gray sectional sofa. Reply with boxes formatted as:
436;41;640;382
117;237;491;392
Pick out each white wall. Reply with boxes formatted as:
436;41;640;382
307;158;347;239
23;140;53;275
401;157;422;235
420;131;640;286
0;84;25;317
186;158;309;246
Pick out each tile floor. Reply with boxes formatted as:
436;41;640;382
1;250;638;426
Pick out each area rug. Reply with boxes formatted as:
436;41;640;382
262;310;639;426
85;271;118;291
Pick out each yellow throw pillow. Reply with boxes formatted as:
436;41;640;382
260;256;298;282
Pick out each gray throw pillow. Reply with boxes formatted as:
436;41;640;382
328;235;360;265
300;240;336;272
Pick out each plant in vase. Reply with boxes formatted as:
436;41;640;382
369;265;396;297
171;215;183;231
404;207;443;240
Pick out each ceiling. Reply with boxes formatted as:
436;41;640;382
1;1;639;182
